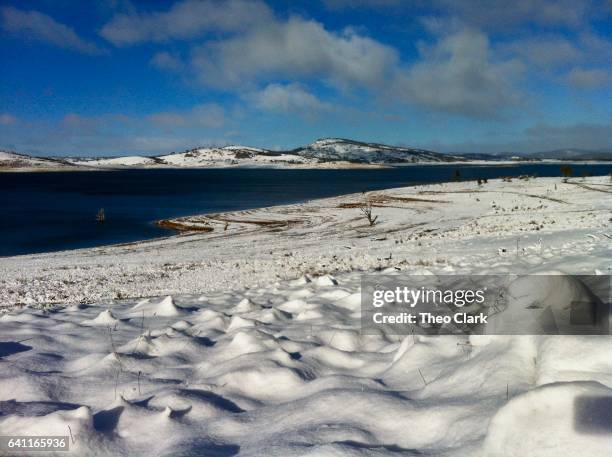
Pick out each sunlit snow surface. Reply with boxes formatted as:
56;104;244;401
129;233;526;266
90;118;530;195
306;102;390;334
1;176;611;456
69;139;457;168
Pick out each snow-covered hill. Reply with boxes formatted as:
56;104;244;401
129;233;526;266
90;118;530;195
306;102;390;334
70;145;327;168
69;139;468;169
71;155;159;167
292;138;462;163
155;146;314;167
4;140;611;171
0;150;75;170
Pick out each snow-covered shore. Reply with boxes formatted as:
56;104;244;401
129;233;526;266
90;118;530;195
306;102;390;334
1;176;611;456
1;176;609;308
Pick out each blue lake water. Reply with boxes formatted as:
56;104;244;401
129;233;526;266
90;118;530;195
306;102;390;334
1;163;610;257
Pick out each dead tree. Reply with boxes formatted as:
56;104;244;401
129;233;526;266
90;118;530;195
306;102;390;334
360;199;378;226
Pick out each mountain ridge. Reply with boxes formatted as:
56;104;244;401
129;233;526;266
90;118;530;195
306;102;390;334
59;138;471;168
1;139;610;170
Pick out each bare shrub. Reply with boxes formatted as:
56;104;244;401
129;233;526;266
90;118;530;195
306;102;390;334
360;198;378;226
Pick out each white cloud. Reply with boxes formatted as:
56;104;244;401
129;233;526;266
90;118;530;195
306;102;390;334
249;83;332;116
501;36;582;70
190;17;399;91
327;0;596;29
430;120;612;153
565;67;610;88
396;29;524;117
100;0;273;45
323;0;405;10
0;111;227;156
577;32;612;63
500;32;612;73
150;51;184;72
97;0;610;122
435;0;593;29
185;15;524;118
148;103;226;128
1;6;103;54
524;121;612;151
100;0;610;121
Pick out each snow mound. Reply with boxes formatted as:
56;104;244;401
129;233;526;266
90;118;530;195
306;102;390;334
256;308;292;324
0;405;93;454
335;292;362;310
318;289;351;301
228;330;278;355
483;381;612;457
215;364;308;402
231;298;261;314
277;299;309;313
170;320;192;331
487;272;603;334
227;315;256;332
314;274;338;286
132;296;184;317
295;309;324;320
81;309;119;326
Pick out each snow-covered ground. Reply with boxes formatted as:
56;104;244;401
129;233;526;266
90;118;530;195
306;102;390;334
1;140;460;172
70;143;406;169
72;155;160;167
1;176;611;456
4;142;610;172
2;176;609;307
69;146;326;169
292;138;456;163
0;150;75;171
44;138;482;170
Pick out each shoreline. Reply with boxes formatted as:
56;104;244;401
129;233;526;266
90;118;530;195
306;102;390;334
1;175;609;309
1;159;611;173
1;175;611;456
2;162;608;259
0;162;392;172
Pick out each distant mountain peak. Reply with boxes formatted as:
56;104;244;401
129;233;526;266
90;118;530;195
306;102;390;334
7;138;609;171
294;138;458;163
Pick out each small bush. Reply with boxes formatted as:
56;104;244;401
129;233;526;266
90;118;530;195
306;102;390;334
360;198;378;226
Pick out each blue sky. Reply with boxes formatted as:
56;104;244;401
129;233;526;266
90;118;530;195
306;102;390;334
1;0;612;156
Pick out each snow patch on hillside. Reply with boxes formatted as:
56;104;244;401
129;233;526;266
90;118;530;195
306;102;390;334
60;139;469;170
0;150;74;170
157;146;314;167
294;138;460;163
73;156;158;167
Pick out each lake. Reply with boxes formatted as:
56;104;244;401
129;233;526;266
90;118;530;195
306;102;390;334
1;163;610;257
